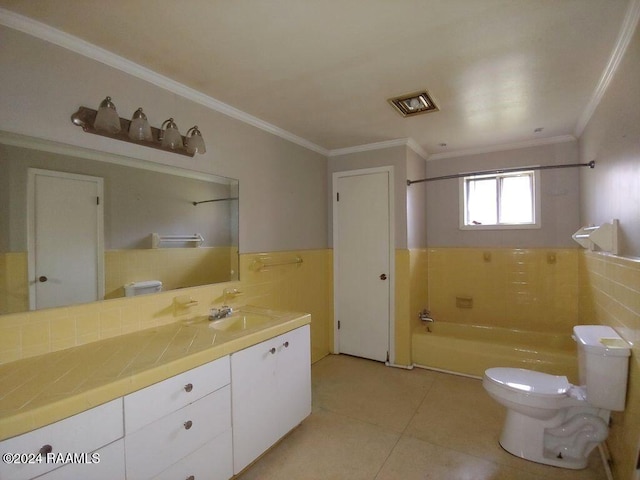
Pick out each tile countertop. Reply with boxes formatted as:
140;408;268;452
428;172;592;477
0;306;310;441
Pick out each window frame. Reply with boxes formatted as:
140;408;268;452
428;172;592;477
459;169;541;231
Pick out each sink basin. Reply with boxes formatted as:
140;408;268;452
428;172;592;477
209;313;273;332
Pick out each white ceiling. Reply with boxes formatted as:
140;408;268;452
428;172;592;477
0;0;635;158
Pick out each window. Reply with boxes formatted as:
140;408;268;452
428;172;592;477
460;170;540;230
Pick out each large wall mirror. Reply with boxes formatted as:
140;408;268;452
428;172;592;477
0;132;239;315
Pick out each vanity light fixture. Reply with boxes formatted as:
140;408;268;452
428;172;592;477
70;96;206;157
128;108;153;141
93;96;121;134
185;126;206;154
159;118;182;150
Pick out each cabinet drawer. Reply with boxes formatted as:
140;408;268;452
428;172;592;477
33;439;125;480
0;398;123;480
125;356;230;434
125;385;231;479
152;430;232;480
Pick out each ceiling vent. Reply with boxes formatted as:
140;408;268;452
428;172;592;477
388;90;439;117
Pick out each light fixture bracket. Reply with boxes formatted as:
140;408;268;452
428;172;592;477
71;106;195;157
388;90;439;117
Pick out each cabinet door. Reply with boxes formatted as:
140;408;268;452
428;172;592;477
231;335;279;474
125;355;230;434
0;399;123;480
125;386;231;479
275;325;311;439
231;325;311;474
34;439;125;480
152;430;232;480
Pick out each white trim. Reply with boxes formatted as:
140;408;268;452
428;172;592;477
405;138;429;160
329;137;428;160
329;138;409;157
0;8;329;157
575;0;640;137
332;166;395;364
412;363;482;380
428;135;576;161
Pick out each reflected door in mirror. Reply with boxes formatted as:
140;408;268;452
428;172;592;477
29;169;105;309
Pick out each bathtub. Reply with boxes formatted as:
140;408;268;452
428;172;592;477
412;322;578;383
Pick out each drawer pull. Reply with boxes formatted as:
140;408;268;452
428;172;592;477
269;347;276;355
184;383;193;393
39;444;53;455
283;341;289;348
184;420;193;430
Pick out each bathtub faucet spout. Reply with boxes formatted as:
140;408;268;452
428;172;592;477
419;309;434;323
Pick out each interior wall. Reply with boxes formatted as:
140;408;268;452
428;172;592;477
406;148;428;249
577;22;640;480
579;23;640;258
0;25;328;255
425;141;581;248
327;145;408;249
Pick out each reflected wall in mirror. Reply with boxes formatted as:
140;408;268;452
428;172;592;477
0;132;239;315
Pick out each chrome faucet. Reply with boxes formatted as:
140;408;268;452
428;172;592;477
209;306;233;320
418;309;434;323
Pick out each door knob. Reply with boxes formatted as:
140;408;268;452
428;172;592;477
38;276;48;283
379;273;387;280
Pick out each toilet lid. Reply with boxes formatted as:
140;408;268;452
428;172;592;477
485;368;570;396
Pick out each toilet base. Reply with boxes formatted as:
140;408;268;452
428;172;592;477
499;409;589;470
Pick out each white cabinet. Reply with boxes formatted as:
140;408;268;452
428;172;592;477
0;320;310;480
0;399;123;480
231;325;311;474
124;357;230;434
124;356;232;480
34;439;125;480
151;431;232;480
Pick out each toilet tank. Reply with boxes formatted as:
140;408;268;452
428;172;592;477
573;325;630;411
124;280;163;297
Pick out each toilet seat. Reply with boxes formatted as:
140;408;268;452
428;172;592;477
483;367;581;414
485;368;570;397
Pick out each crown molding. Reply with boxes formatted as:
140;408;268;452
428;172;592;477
428;135;576;161
405;138;429;160
0;8;329;157
328;138;428;159
575;0;640;137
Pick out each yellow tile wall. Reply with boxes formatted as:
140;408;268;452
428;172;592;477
394;250;411;366
580;251;640;480
0;252;28;314
104;247;236;299
409;248;429;332
427;248;580;334
236;250;333;364
0;249;332;365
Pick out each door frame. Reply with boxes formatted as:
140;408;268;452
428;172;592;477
332;166;395;364
27;168;105;310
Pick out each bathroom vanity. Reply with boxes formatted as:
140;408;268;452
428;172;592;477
0;307;311;480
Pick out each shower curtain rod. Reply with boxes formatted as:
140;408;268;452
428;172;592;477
406;160;595;186
192;197;238;206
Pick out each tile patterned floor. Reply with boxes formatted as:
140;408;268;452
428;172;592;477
239;354;607;480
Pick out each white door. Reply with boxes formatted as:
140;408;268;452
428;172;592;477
334;168;392;362
28;169;104;310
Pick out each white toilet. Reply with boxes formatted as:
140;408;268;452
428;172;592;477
483;325;630;469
